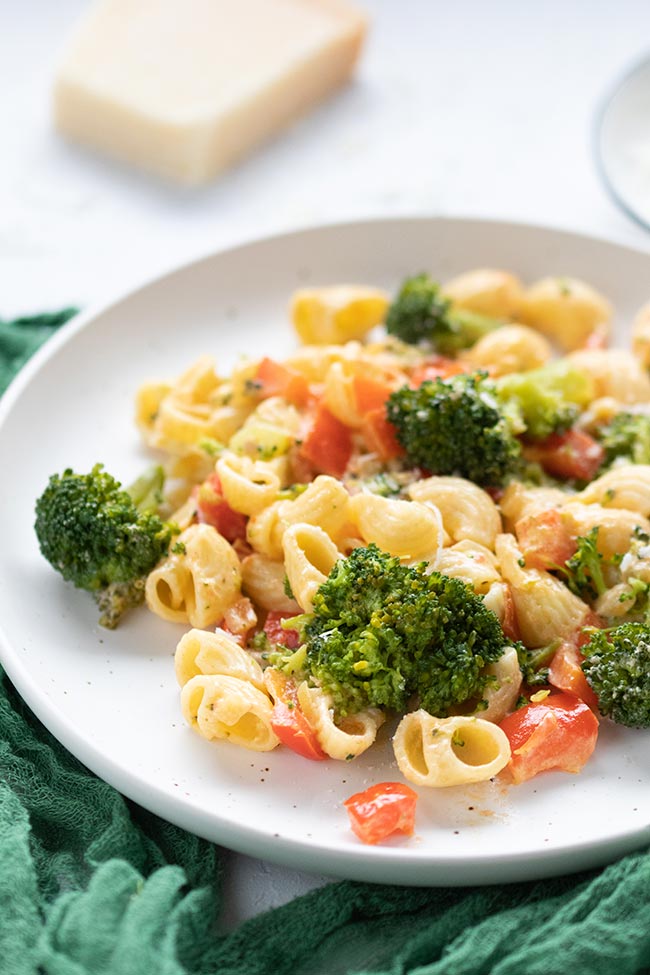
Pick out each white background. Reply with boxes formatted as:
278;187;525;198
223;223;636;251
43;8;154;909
3;0;650;925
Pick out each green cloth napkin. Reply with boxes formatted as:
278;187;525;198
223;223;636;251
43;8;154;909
2;312;650;975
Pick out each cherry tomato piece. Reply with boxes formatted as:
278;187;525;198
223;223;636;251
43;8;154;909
361;408;405;461
344;782;418;845
514;508;577;570
548;641;599;710
255;357;312;408
298;402;353;477
196;473;248;543
525;429;604;482
263;611;301;650
499;692;598;784
265;669;327;762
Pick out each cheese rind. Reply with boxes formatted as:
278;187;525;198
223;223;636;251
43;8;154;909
53;0;367;185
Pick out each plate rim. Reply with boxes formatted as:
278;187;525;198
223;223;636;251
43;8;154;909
2;213;650;886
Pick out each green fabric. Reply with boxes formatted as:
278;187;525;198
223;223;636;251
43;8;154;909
0;310;79;396
2;313;650;975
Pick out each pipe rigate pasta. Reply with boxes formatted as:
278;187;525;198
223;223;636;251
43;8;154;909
560;502;650;559
241;553;301;614
348;493;443;563
139;355;255;455
462;324;552;377
246;475;350;559
145;523;242;627
498;482;569;531
322;361;364;428
408;476;502;550
175;627;265;689
297;683;384;760
577;464;650;518
181;674;279;751
435;541;501;594
472;645;522;722
282;342;364;382
496;533;589;646
216;453;281;515
290;285;389;345
442;268;523;319
282;523;341;612
393;711;511;787
518;276;612;351
567;349;650;403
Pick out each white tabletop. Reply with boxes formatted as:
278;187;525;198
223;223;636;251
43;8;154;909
4;0;650;924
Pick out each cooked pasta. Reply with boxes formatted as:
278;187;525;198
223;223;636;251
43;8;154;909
442;268;523;319
435;541;501;594
496;533;589;646
175;627;266;690
240;553;301;614
393;711;511;787
567;349;650;403
408;476;501;550
282;523;341;612
216;453;281;516
181;674;279;751
462;324;552;377
518;276;612;351
296;683;384;760
291;285;390;345
577;464;650;517
348;493;443;563
145;523;242;628
473;645;523;722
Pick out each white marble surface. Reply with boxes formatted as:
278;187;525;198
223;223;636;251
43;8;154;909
4;0;650;924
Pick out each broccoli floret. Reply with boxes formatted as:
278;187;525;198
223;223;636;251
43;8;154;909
581;622;650;727
516;639;560;687
283;544;507;718
386;372;521;487
386;273;500;353
598;412;650;467
34;463;173;629
562;528;607;601
495;360;594;441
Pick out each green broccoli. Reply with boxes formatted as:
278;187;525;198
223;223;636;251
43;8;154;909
386;371;521;487
562;527;608;602
597;411;650;467
581;622;650;727
516;639;560;687
34;463;173;629
278;544;507;718
386;273;501;353
495;360;594;441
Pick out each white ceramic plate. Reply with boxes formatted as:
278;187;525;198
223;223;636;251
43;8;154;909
1;217;649;886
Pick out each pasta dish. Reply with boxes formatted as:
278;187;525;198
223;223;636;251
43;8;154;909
34;267;650;844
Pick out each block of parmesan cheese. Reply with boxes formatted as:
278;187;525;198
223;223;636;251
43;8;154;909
53;0;367;185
